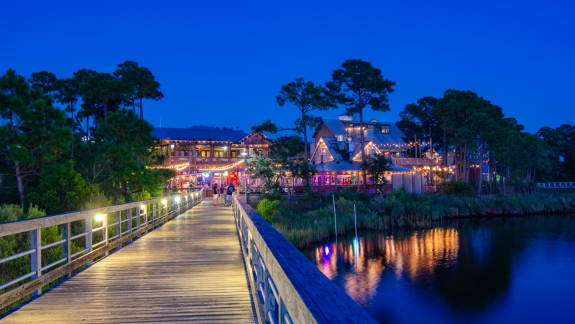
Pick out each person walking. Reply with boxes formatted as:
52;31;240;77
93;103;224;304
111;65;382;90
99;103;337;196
226;183;235;206
213;184;219;206
218;185;225;206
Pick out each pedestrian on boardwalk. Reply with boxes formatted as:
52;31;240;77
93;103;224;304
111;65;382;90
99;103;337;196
218;185;225;205
213;184;219;206
226;183;235;206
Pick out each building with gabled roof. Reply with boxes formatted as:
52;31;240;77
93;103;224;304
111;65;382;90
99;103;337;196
306;116;425;193
310;116;409;164
152;126;271;189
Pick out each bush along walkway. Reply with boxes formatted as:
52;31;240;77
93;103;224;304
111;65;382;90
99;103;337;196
255;190;575;248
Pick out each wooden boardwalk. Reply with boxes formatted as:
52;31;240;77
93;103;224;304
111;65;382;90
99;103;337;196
2;199;256;323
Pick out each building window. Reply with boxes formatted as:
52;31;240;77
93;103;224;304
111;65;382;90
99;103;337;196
380;125;390;134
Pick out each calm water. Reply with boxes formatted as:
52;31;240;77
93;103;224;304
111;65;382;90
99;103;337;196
300;215;575;324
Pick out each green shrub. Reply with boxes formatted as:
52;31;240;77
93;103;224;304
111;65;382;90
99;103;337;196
440;179;476;196
130;190;152;202
85;192;113;209
256;199;280;222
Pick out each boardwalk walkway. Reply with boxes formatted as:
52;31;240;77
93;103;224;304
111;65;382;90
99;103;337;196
2;199;255;323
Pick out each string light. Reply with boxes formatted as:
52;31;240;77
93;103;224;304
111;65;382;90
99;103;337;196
148;162;190;170
199;159;245;171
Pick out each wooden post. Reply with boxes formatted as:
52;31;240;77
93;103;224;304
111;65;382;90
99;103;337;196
85;218;92;266
62;223;71;278
115;211;121;251
102;213;108;257
30;229;42;296
155;203;159;223
127;208;132;242
135;207;141;237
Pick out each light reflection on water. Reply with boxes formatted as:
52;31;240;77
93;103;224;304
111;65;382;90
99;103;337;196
312;228;460;307
300;215;575;323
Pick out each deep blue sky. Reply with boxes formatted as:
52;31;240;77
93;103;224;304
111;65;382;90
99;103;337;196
2;0;573;135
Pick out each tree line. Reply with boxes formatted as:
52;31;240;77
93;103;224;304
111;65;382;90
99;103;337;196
0;61;172;215
254;59;574;196
396;91;575;195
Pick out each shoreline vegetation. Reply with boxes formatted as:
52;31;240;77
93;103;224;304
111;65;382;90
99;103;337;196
254;190;575;248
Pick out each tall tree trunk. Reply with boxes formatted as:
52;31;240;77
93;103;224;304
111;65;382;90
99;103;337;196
14;161;25;204
477;141;483;196
463;144;468;183
532;159;537;182
86;116;90;139
14;161;24;204
302;112;308;162
490;153;495;195
359;111;367;193
70;109;74;158
443;130;448;167
132;98;136;115
140;98;144;119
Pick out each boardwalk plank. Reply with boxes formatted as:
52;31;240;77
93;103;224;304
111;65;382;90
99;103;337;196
2;200;256;324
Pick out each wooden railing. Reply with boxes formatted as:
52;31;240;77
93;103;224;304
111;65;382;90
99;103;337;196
0;188;205;310
231;195;378;324
537;182;575;188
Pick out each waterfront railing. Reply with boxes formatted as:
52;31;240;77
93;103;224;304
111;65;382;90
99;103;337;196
537;182;575;188
231;194;378;324
0;189;205;310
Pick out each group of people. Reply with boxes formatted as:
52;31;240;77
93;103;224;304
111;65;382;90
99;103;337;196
212;183;235;206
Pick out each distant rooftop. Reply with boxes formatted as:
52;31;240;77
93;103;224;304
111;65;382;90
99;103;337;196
153;126;249;142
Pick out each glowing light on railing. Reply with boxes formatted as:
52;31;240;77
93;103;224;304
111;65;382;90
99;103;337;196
95;214;105;222
161;199;167;205
140;205;146;210
175;196;180;203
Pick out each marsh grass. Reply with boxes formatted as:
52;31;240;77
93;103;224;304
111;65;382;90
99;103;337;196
266;190;575;248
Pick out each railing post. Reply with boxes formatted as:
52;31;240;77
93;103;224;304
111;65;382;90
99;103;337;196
115;211;121;251
127;208;132;242
62;223;71;278
154;203;159;223
30;229;42;296
102;214;108;257
85;218;93;266
136;207;141;236
144;205;149;231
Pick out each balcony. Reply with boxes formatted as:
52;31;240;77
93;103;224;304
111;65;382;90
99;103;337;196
392;157;438;166
165;156;244;169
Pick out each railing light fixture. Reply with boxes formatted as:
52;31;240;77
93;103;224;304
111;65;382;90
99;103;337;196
95;214;105;222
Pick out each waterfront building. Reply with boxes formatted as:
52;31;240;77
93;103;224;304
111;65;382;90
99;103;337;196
308;116;427;193
152;126;271;189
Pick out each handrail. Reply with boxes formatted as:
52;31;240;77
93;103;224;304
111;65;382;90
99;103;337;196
0;188;206;311
537;182;575;188
231;194;377;324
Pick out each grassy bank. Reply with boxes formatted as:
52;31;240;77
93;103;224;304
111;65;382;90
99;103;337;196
256;190;575;248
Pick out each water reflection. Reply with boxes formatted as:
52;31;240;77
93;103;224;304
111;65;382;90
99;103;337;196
301;215;575;323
